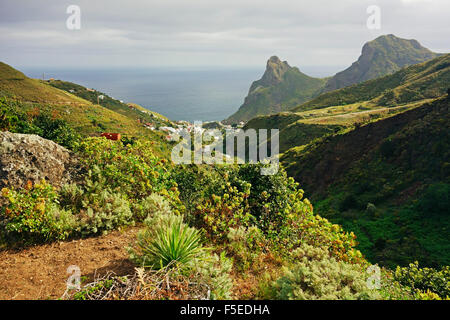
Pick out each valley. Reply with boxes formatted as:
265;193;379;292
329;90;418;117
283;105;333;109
0;33;449;301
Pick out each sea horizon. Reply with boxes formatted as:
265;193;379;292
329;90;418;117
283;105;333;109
19;65;343;122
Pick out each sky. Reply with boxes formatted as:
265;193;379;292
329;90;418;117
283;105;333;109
1;0;449;71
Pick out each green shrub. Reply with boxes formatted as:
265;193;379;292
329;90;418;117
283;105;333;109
176;163;362;264
60;182;133;236
394;261;450;298
226;226;265;271
339;194;359;211
133;193;173;221
76;190;133;236
366;203;377;216
229;163;304;237
173;164;233;217
194;182;253;242
74;138;182;212
59;183;84;208
414;289;446;300
172;165;209;215
0;98;80;149
191;251;234;300
268;245;379;300
129;213;205;269
0;181;76;244
417;183;450;216
30;113;80;149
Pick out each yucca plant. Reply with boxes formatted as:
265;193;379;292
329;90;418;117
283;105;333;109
129;213;205;269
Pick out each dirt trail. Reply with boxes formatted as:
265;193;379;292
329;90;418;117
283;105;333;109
0;227;140;300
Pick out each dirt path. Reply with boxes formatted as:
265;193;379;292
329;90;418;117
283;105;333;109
0;226;140;300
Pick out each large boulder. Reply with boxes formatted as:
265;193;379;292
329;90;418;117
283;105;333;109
0;131;81;192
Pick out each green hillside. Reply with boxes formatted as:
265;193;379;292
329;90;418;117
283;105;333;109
0;62;174;158
243;53;449;154
0;62;173;137
48;80;170;127
225;35;440;125
245;100;425;153
0;62;89;106
294;53;450;112
224;56;326;124
244;112;342;153
282;97;450;268
1;62;449;300
323;34;440;92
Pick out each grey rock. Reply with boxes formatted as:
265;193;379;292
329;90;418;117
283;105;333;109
0;131;81;194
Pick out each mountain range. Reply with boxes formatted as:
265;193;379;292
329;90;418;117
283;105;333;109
224;56;326;123
226;34;441;123
245;53;449;153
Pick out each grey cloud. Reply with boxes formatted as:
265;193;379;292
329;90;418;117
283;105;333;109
0;0;448;69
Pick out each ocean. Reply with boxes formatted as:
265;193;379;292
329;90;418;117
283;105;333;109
20;67;263;122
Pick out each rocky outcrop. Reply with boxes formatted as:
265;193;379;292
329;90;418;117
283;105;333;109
0;131;81;192
251;56;291;89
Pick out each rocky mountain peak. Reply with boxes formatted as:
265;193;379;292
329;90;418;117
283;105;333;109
323;34;439;92
259;56;291;87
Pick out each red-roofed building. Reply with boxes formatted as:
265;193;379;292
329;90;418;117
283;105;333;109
101;133;122;141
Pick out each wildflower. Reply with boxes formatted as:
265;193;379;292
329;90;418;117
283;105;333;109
1;187;9;197
25;180;33;191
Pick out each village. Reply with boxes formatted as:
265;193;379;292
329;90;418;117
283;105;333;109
130;103;245;142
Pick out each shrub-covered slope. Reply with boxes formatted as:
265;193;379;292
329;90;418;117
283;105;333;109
48;80;170;127
282;97;450;268
1;62;448;299
0;62;172;136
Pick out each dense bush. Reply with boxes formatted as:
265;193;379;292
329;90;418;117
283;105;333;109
74;138;181;210
0;181;75;244
194;182;253;241
339;194;360;211
0;98;80;149
175;163;363;263
394;261;450;298
417;183;450;216
133;193;173;221
292;213;364;263
74;189;133;236
60;172;134;236
190;251;234;300
173;164;232;216
226;226;266;272
267;245;379;300
229;164;305;237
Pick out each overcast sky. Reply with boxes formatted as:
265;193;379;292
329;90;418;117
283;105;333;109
1;0;449;71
